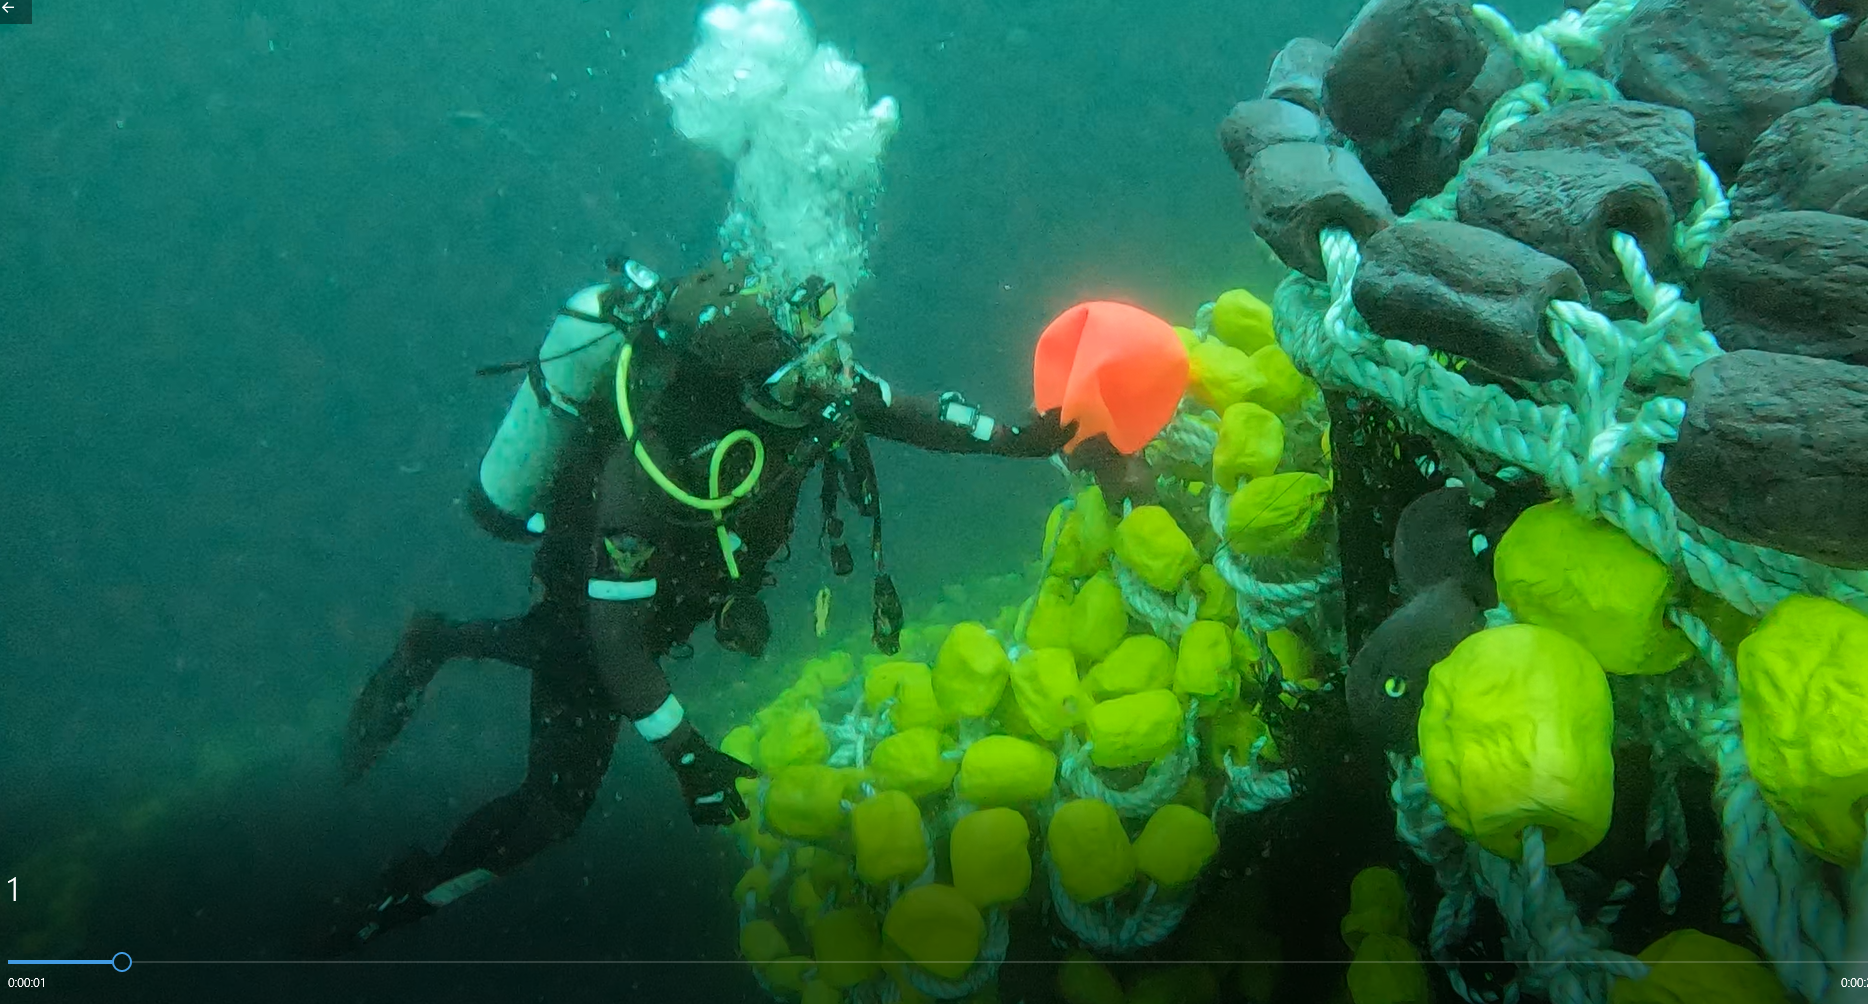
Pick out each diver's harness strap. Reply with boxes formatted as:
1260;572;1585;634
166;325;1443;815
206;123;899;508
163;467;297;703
816;428;901;654
474;261;669;420
847;434;903;654
558;304;605;323
584;261;903;654
475;351;592;419
820;450;855;577
644;378;900;654
613;319;906;651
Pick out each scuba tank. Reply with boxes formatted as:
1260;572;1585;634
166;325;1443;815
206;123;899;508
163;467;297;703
470;263;662;540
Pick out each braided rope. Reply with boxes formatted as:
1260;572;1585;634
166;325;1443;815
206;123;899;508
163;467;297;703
1677;159;1732;268
1844;818;1868;997
1627;658;1707;923
901;908;1010;1000
751;968;789;1002
1110;557;1198;642
1666;606;1843;1000
1157;413;1219;468
1409;0;1625;221
1711;728;1837;1000
1214;738;1296;818
1282;229;1867;622
1644;758;1690;916
1265;0;1868;625
1058;707;1199;820
1392;754;1486;991
826;691;895;768
1595;879;1637;929
1193;301;1217;339
1524;0;1639;67
1476;1;1629;91
1204;485;1340;633
1045;854;1195;953
1212;547;1340;634
1395;754;1643;1004
1470;827;1646;1004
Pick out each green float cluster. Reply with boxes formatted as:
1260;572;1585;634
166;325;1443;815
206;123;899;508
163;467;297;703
715;291;1342;1002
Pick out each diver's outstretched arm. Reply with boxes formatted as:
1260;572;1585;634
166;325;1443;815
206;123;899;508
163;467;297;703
585;575;757;827
852;371;1157;508
851;369;1072;457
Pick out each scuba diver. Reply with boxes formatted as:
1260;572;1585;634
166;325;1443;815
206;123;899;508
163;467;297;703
325;255;1160;954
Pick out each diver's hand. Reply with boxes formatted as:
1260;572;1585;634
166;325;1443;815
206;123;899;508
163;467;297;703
1062;436;1158;510
1014;408;1077;456
655;722;759;827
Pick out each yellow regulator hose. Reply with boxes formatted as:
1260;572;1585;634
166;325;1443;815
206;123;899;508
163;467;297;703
616;342;765;578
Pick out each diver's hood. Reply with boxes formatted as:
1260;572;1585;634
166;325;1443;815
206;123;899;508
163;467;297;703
662;262;795;380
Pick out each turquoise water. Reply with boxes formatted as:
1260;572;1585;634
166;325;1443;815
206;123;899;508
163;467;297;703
0;0;1565;1000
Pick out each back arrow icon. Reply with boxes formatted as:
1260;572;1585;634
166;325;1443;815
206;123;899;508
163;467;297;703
1;5;13;12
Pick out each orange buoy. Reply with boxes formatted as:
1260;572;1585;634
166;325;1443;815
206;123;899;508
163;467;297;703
1033;301;1189;455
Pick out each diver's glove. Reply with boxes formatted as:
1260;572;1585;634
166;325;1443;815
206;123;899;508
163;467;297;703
1008;407;1077;457
654;721;759;827
1055;434;1158;510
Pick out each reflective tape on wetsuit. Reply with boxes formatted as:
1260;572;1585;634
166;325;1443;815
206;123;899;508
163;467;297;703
633;694;685;742
938;393;996;442
587;577;658;601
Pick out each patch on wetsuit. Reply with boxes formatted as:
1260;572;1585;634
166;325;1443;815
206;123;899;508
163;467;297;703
602;535;656;577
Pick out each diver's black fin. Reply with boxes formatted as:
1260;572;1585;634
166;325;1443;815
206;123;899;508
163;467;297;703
341;614;455;782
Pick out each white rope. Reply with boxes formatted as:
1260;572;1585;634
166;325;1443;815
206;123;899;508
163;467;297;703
1644;758;1690;916
1393;754;1641;1004
1267;0;1867;621
1214;737;1296;818
1281;228;1868;623
1595;879;1637;929
1842;814;1868;998
1204;485;1340;634
1667;606;1844;1000
1392;753;1488;1000
1677;159;1732;269
1110;557;1198;642
1045;854;1194;953
902;908;1010;1000
825;690;894;768
1470;827;1646;1004
1156;413;1218;468
1058;705;1200;820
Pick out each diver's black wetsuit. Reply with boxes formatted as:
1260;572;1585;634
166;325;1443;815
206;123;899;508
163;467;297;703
579;335;1071;747
327;289;1080;954
326;420;624;953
